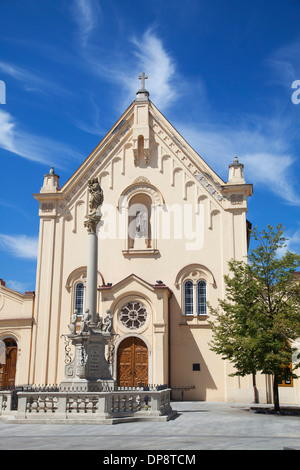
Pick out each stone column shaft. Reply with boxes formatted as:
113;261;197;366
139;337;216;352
86;232;98;325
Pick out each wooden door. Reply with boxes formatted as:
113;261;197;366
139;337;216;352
117;337;148;387
0;339;17;389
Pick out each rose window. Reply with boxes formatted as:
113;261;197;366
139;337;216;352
119;302;147;330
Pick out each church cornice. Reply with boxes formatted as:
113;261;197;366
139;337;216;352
221;183;253;197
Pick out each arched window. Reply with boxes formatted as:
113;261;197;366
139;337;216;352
74;282;84;315
176;264;214;317
184;280;194;315
197;280;207;315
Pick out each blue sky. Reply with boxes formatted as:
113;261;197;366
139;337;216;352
0;0;300;292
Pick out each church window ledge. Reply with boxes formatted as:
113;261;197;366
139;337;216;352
122;248;159;257
179;315;210;328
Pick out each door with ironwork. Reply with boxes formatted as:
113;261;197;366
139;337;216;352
117;337;148;387
0;339;17;389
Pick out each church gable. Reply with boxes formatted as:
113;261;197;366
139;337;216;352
35;89;243;222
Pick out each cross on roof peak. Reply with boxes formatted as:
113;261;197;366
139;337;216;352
138;72;148;90
136;72;150;101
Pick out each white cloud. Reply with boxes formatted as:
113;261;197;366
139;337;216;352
267;40;300;87
130;29;178;110
72;0;101;43
6;280;31;293
0;110;81;168
177;119;300;206
287;228;300;254
242;152;298;204
70;2;182;112
0;234;38;260
0;110;16;152
91;28;180;111
276;227;300;257
0;61;70;97
67;9;300;205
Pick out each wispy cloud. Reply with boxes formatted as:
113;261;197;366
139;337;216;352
5;280;32;293
130;29;178;109
71;0;102;44
71;92;107;135
267;40;300;87
70;1;183;112
0;110;81;168
178;118;300;206
0;199;32;219
0;61;70;97
276;227;300;257
286;228;300;253
67;4;300;206
97;28;180;111
0;234;38;260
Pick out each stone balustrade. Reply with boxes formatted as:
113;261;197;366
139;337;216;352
0;387;175;423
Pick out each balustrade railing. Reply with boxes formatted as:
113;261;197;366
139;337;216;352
0;384;173;421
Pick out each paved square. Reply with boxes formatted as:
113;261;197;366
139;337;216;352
0;401;299;450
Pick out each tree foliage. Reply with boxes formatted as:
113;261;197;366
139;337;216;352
209;224;300;410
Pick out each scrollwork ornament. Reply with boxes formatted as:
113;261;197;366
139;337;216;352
61;334;73;364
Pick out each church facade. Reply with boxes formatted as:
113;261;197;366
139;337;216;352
1;80;299;405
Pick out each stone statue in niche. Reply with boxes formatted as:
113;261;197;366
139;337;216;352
135;209;148;238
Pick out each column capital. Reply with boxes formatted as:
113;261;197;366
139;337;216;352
84;213;101;233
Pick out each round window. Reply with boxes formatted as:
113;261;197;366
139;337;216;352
119;302;148;330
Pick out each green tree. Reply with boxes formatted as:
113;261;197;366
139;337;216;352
209;224;300;411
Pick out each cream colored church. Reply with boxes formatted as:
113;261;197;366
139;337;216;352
1;77;299;405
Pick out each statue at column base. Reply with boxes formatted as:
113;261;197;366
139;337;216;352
62;310;115;391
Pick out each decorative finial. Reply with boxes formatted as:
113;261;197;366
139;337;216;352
228;155;245;184
41;165;59;193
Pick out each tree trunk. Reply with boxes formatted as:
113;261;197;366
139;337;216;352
273;375;280;412
252;374;259;403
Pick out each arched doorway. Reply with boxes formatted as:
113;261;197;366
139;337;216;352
117;337;148;387
0;338;18;389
